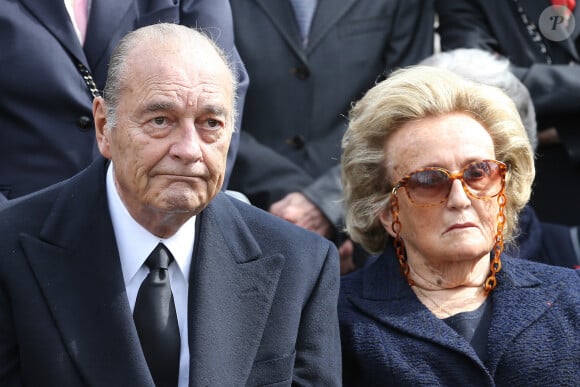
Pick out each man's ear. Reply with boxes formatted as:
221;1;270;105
379;201;397;239
93;96;112;159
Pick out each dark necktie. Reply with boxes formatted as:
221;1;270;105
133;243;180;387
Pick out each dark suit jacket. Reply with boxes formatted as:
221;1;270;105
339;247;580;386
0;0;248;200
436;0;580;225
508;205;580;268
229;0;434;228
437;0;580;136
0;159;341;386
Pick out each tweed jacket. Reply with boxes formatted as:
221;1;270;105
339;246;580;386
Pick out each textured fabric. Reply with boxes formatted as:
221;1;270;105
339;246;580;386
443;299;492;363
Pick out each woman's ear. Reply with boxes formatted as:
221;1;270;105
379;200;397;239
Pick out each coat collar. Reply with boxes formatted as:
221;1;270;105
20;158;153;386
20;158;285;386
187;193;285;385
347;246;561;370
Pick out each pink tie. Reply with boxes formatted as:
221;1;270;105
73;0;88;44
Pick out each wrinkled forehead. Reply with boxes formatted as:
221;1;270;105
385;113;495;181
124;37;234;102
129;32;232;81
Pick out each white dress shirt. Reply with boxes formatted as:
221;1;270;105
106;163;194;387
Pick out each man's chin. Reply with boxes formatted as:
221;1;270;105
157;191;209;212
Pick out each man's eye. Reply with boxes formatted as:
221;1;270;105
207;119;219;128
152;117;166;126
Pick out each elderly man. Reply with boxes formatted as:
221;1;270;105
0;24;341;387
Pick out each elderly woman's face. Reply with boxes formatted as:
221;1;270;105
381;113;499;265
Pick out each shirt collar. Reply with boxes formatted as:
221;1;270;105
106;162;195;286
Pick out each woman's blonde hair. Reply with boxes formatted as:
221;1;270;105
342;66;535;253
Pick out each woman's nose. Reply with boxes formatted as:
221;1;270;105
446;178;471;208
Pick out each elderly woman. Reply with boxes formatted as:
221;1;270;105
339;66;580;385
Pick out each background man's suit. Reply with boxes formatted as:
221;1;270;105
0;158;341;386
228;0;434;228
0;0;248;200
437;0;580;225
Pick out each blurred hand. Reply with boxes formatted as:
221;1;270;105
338;239;357;275
538;127;560;145
270;192;333;238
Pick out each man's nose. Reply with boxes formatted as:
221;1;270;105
169;123;203;162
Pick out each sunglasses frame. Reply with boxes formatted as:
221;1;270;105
391;159;507;207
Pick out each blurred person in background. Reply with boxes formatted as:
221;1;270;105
437;0;580;226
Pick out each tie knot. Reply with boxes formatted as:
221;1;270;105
145;243;174;270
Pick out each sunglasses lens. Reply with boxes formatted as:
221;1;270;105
463;161;502;198
406;169;450;205
401;160;505;206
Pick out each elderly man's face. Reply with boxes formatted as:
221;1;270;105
95;37;234;236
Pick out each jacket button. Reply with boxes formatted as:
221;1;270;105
286;135;306;149
291;65;310;80
78;116;93;131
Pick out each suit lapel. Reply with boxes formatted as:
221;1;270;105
485;261;559;373
255;0;306;60
188;194;285;385
308;0;357;52
19;0;87;65
255;0;357;59
84;0;134;70
20;159;153;387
